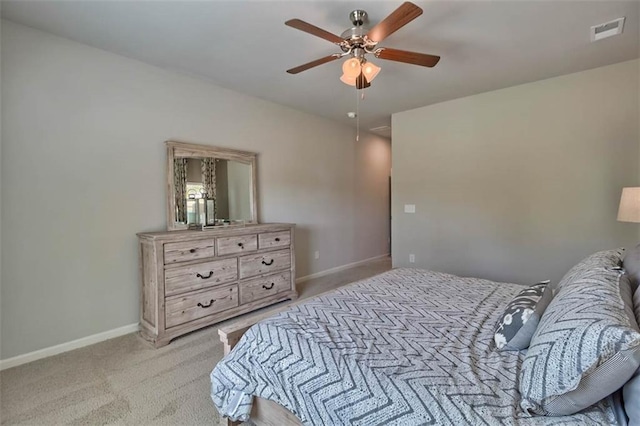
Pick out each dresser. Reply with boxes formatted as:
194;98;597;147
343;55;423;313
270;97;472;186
138;223;297;347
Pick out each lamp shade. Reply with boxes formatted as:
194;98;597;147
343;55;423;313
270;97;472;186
342;58;361;78
340;74;356;86
362;61;381;82
617;187;640;223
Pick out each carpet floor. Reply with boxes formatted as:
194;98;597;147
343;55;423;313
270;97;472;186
0;257;391;425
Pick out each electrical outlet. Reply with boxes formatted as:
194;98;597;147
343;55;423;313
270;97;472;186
409;254;415;263
314;251;320;260
404;204;416;213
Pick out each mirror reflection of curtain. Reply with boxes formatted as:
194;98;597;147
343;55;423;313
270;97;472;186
174;158;188;223
201;158;217;199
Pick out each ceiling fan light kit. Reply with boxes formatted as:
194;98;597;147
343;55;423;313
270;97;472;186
285;1;440;89
362;61;381;81
285;1;439;140
340;57;381;86
342;58;362;78
340;74;356;86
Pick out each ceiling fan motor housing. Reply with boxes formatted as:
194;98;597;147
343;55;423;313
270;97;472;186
341;10;376;55
341;25;368;38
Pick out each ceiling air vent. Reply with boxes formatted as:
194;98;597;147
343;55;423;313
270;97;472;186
369;126;391;138
591;17;625;42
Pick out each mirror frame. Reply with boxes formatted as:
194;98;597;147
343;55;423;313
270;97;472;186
166;140;258;231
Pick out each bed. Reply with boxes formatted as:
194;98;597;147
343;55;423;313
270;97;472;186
210;267;625;425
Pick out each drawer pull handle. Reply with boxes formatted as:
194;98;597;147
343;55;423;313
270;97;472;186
275;238;281;242
196;271;214;279
262;259;274;266
237;243;244;248
262;283;275;290
197;299;215;308
189;249;197;253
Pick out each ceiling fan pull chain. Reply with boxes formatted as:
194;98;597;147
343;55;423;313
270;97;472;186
356;86;360;142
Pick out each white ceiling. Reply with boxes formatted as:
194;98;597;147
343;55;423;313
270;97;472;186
2;1;639;135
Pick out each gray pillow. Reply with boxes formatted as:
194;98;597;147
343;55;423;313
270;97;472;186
519;250;640;416
635;282;640;326
624;371;640;426
622;274;640;330
494;281;552;351
624;284;640;425
624;244;640;291
551;248;625;295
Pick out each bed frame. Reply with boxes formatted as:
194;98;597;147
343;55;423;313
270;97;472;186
218;299;309;426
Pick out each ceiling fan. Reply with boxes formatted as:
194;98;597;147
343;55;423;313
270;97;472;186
285;2;440;89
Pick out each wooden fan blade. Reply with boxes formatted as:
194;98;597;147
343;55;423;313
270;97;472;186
286;55;340;74
376;47;440;67
285;19;344;44
366;2;423;43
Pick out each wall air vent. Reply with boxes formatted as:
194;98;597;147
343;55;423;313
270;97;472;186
591;17;625;42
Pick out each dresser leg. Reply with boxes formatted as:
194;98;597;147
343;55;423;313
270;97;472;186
153;337;172;348
139;330;171;348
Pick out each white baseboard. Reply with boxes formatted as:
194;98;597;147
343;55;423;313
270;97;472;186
0;254;389;371
296;253;390;284
0;323;139;371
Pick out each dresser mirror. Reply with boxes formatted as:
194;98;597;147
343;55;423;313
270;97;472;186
166;141;258;230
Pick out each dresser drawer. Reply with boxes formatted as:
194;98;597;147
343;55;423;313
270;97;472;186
165;285;238;328
240;272;291;305
164;258;238;297
258;231;291;250
217;235;258;256
239;249;291;279
164;239;215;264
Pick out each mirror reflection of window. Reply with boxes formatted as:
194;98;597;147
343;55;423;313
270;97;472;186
167;141;257;230
173;155;253;226
185;183;205;224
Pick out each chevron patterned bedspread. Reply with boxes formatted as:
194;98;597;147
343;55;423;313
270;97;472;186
210;268;619;425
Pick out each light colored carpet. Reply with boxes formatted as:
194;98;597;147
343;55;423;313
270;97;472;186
0;257;391;425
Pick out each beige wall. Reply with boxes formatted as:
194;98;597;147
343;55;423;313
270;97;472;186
392;59;639;285
0;21;391;359
0;17;3;359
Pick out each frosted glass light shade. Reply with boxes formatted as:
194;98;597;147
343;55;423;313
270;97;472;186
340;74;356;86
618;187;640;223
342;58;361;78
362;61;381;82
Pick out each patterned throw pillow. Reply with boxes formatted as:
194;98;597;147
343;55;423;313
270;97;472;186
494;281;552;351
519;248;640;416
